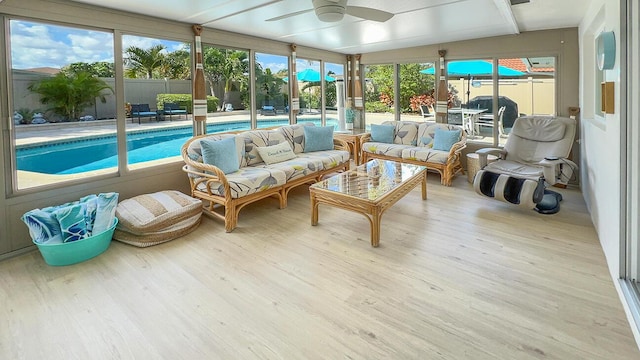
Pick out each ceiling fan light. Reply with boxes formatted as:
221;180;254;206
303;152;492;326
315;5;345;22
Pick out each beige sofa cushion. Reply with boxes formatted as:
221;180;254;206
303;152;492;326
382;121;420;145
239;129;288;165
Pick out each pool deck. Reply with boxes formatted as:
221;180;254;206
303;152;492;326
14;110;426;146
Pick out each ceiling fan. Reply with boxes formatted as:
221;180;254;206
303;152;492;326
266;0;394;23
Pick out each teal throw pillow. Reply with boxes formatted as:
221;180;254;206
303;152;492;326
371;124;395;144
304;126;334;153
201;137;240;174
432;128;461;151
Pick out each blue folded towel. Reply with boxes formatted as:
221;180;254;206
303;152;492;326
22;192;119;244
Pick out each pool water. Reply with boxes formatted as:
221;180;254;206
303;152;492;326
17;119;338;175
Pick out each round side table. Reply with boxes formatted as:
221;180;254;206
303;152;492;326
466;153;498;183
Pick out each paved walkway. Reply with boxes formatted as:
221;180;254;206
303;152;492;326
15;110;429;146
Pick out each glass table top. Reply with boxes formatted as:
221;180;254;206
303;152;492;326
310;159;426;201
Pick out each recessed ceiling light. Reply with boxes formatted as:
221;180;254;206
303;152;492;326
510;0;531;5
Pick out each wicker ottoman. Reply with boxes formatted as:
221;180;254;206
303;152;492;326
114;190;202;247
466;153;498;183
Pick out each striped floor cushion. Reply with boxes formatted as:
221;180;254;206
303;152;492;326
114;190;202;247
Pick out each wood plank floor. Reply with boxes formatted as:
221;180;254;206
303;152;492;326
1;174;638;359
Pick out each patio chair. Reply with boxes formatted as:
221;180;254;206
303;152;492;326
420;105;435;120
162;102;188;121
261;105;276;116
497;106;509;138
473;115;577;214
476;106;506;137
130;104;158;124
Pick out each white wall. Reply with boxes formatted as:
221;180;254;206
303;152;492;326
579;0;640;345
580;0;621;280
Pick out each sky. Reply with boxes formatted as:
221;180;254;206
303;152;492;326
10;19;344;77
10;20;186;70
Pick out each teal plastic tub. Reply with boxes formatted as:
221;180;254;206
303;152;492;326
34;218;118;266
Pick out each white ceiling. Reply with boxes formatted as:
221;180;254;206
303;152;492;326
70;0;591;53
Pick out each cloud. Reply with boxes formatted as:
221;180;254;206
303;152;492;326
256;54;288;72
9;21;188;70
10;20;115;69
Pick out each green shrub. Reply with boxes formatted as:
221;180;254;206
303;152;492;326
156;94;219;113
28;71;112;121
365;101;392;113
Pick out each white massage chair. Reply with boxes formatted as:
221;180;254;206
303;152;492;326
473;115;577;214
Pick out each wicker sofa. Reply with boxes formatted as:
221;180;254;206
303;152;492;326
360;121;467;186
182;124;350;232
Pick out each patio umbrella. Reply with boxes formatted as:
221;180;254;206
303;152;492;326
420;60;524;77
284;69;335;112
283;69;336;83
421;60;524;104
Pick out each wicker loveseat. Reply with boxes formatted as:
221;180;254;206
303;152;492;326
360;121;467;186
182;124;350;232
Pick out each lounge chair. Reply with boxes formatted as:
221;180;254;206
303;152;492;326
261;105;276;116
162;102;188;121
130;104;158;124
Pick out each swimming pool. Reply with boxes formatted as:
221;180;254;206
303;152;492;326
17;119;338;175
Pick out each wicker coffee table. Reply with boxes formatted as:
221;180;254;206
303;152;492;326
309;159;427;247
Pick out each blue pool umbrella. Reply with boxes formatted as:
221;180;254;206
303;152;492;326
420;60;524;77
284;69;335;112
421;60;523;104
283;68;336;83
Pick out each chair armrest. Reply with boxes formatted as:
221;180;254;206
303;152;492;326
359;133;372;147
476;147;506;168
181;142;232;197
446;133;467;165
538;158;577;185
333;138;349;152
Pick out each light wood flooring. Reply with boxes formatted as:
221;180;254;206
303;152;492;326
1;174;638;359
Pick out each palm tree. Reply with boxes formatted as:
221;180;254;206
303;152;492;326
28;71;113;121
203;48;249;109
124;44;166;79
160;48;191;80
220;50;248;109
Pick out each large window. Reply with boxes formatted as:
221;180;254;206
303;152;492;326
295;58;321;126
255;52;288;129
9;20;116;190
364;64;394;128
325;62;344;130
203;45;250;132
496;57;556;145
122;35;192;168
399;62;436;122
445;58;496;144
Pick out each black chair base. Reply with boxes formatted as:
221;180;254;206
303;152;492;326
535;190;563;215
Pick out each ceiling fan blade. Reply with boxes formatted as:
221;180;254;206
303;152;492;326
345;6;394;22
266;8;314;22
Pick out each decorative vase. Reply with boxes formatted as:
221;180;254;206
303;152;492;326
345;107;356;130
